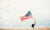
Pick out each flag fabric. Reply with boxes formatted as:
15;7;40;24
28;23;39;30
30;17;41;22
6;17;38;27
20;11;32;21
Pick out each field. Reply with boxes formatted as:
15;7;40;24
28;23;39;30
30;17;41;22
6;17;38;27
0;27;50;30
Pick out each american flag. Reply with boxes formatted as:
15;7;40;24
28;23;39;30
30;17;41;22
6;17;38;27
20;11;32;21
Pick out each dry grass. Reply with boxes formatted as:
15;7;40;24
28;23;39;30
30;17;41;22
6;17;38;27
34;27;50;30
0;27;50;30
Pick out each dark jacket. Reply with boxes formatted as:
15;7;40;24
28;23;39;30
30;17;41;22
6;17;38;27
32;24;35;28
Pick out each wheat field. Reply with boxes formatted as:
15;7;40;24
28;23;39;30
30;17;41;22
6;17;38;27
0;27;50;30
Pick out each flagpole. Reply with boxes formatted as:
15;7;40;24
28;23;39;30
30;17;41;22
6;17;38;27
32;16;36;25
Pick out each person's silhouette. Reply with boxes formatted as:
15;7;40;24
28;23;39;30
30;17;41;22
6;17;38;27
32;20;36;30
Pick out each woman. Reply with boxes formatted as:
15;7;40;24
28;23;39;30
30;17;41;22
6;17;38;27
32;20;36;30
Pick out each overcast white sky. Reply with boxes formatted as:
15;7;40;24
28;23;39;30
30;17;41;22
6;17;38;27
0;0;50;28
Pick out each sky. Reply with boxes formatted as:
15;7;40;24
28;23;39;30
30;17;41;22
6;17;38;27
0;0;50;28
